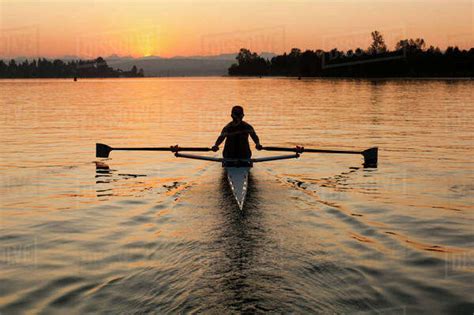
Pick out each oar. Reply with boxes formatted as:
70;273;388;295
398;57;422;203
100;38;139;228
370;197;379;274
261;146;378;167
96;143;212;158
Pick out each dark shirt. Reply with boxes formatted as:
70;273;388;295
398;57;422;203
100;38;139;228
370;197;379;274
221;121;255;159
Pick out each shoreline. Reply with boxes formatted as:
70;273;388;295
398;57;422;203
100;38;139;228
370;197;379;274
0;76;472;81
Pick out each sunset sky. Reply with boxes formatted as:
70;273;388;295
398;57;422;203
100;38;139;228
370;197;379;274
0;0;472;58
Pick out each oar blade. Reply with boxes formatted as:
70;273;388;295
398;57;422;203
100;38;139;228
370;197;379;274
96;143;112;158
362;147;378;167
262;145;379;167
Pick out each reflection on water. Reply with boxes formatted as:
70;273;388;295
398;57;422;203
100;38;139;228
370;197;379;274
94;161;149;199
0;78;473;313
203;173;270;312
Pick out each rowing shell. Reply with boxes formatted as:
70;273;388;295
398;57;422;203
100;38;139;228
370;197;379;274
174;152;300;210
225;166;250;210
96;143;377;209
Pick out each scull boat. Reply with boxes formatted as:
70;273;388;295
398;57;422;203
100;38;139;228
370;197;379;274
225;166;249;210
96;143;378;210
173;152;303;209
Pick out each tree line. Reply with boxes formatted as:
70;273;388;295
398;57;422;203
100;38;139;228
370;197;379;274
0;57;144;78
228;31;473;77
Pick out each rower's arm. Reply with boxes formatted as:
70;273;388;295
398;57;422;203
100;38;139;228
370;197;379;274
214;134;226;146
250;132;260;145
250;128;262;148
213;127;227;147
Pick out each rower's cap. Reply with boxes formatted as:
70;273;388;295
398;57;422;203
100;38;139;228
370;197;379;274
231;105;244;116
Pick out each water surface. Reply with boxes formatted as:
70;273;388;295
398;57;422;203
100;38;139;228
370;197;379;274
1;78;473;314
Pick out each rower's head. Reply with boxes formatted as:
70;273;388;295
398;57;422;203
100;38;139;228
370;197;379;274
231;105;244;122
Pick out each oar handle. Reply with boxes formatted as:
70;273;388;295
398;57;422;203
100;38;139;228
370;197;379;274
261;146;304;153
261;146;378;167
113;147;175;151
263;146;361;154
96;143;212;158
304;148;361;154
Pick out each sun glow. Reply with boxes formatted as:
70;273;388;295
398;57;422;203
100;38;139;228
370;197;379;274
0;0;471;58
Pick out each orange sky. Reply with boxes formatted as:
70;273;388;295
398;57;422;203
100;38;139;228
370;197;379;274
0;0;472;58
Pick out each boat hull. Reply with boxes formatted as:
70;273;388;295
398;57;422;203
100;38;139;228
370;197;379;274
225;166;250;210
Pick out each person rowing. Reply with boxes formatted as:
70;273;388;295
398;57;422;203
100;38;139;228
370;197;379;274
96;113;377;209
211;106;262;164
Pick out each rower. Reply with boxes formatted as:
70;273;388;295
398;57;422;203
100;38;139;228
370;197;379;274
212;106;263;166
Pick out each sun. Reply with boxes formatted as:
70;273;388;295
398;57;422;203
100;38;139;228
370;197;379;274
134;41;155;57
113;26;166;57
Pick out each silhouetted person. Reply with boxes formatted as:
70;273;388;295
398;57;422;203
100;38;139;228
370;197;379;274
212;106;262;159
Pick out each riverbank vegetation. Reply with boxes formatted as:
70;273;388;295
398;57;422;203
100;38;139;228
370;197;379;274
0;57;144;78
228;31;473;77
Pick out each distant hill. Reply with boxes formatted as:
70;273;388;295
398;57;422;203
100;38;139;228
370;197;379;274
106;57;232;77
4;53;277;77
105;53;276;77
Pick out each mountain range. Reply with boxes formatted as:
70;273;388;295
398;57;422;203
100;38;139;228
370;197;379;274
5;53;276;77
104;53;277;77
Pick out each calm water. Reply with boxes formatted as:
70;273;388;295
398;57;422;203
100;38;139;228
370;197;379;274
0;78;473;314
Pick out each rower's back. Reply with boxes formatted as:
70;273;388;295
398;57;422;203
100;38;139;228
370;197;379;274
212;105;262;159
222;120;255;159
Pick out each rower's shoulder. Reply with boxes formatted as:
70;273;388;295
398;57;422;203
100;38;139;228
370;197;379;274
223;121;254;130
241;121;254;129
